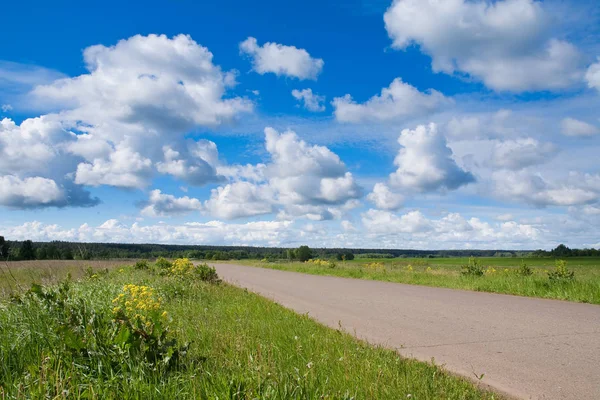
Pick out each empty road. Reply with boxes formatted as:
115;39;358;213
212;263;600;400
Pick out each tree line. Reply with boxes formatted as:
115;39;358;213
0;237;597;262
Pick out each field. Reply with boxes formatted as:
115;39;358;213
0;260;498;399
240;257;600;304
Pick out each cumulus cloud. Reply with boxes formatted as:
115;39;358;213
490;138;556;170
239;37;324;80
492;170;599;207
361;209;540;247
560;117;600;137
390;123;475;192
156;141;223;186
586;59;600;91
75;145;153;188
366;183;404;210
141;189;203;217
384;0;584;92
29;34;251;190
291;88;325;112
204;181;275;219
0;175;65;208
204;127;362;220
332;78;450;123
3;219;294;247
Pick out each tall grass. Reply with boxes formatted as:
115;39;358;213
0;262;498;399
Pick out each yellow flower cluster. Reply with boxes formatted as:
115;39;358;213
485;267;497;275
168;258;195;276
404;265;414;272
364;262;385;270
426;266;433;272
305;259;335;268
112;284;166;323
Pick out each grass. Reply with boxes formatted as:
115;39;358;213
238;257;600;304
0;261;499;399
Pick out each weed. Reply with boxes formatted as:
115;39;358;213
155;257;172;270
134;259;150;270
548;260;575;282
517;260;533;276
461;257;484;277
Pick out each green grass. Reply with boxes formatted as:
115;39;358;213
0;262;498;399
239;257;600;304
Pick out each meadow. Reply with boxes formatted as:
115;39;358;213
242;256;600;304
0;259;498;399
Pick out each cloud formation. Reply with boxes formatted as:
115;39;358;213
333;78;450;122
240;37;324;80
390;123;475;192
291;88;326;111
384;0;584;91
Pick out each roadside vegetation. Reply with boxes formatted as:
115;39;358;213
0;259;498;399
247;255;600;304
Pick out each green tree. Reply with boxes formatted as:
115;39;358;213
296;245;312;262
0;236;10;260
19;240;36;260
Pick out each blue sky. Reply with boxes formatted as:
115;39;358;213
1;0;600;249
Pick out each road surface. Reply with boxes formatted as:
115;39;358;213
212;263;600;400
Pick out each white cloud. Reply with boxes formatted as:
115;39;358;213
0;175;65;208
362;209;432;234
1;104;12;112
141;189;203;217
366;183;404;210
560;117;600;137
332;78;450;123
490;138;556;170
390;123;475;192
204;127;362;220
75;145;153;188
25;34;252;191
239;37;324;80
291;88;325;112
492;170;599;207
361;209;540;246
586;59;600;91
204;181;274;219
2;219;294;247
384;0;584;92
156;141;222;186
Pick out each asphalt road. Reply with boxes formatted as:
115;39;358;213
212;263;600;400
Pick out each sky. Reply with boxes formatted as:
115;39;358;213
1;0;600;250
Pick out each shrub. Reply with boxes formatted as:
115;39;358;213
461;257;484;277
194;263;220;283
134;259;149;270
167;258;220;283
548;260;574;282
168;258;195;276
517;260;533;276
155;257;172;270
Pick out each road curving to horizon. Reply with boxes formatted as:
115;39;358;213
212;263;600;400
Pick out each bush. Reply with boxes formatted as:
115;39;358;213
548;260;574;282
461;257;484;277
134;259;149;270
517;260;533;276
155;257;172;270
194;263;220;283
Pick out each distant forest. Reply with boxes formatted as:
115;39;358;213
1;236;597;261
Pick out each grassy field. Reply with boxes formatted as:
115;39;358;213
0;260;498;399
240;257;600;304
